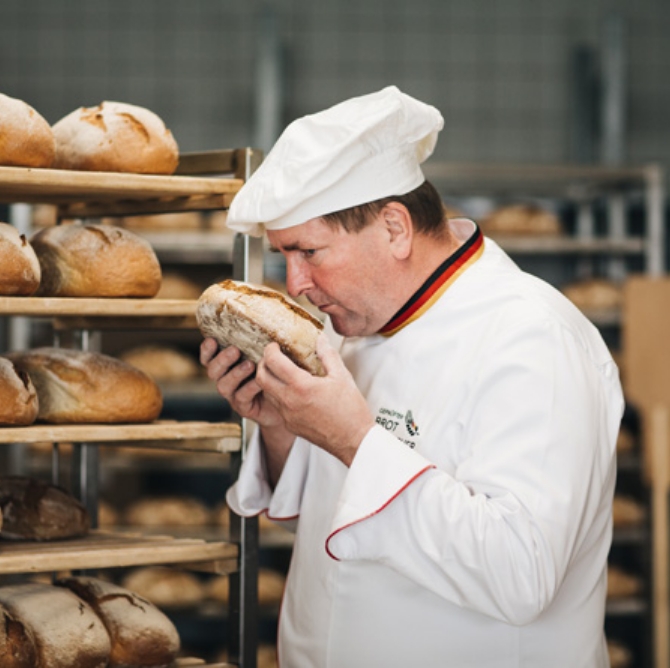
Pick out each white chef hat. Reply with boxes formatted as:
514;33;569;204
227;86;444;237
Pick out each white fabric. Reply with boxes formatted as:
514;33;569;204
226;86;444;236
227;220;624;667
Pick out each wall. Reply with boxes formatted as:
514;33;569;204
1;0;668;169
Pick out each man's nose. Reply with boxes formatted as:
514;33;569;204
285;259;313;298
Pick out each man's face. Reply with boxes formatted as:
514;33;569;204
267;216;397;337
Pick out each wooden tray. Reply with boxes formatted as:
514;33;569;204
0;420;241;453
0;165;243;216
0;530;238;574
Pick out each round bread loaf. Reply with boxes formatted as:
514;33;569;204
30;223;162;297
561;278;622;311
0;93;55;168
121;567;205;608
119;345;201;382
124;496;211;527
0;583;111;668
197;279;325;376
52;101;179;174
6;347;163;424
0;601;38;668
481;203;563;236
0;476;89;540
0;222;41;296
57;576;180;667
0;357;38;426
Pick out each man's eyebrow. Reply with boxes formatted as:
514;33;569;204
268;242;302;253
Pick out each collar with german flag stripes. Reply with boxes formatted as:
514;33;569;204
378;223;485;336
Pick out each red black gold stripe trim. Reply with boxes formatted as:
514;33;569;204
378;224;484;336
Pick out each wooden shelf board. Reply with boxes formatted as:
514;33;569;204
0;420;241;453
0;296;196;317
490;235;646;255
0;530;238;574
0;165;243;204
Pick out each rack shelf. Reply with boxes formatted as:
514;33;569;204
0;530;238;575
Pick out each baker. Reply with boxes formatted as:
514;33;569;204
200;86;624;667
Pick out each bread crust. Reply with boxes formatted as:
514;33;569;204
0;93;55;168
7;347;163;424
52;101;179;174
30;223;161;297
57;576;180;668
0;357;38;426
0;476;89;540
0;602;38;668
0;583;110;668
0;222;41;296
197;279;325;376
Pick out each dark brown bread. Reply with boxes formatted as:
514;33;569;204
0;476;89;540
0;602;38;668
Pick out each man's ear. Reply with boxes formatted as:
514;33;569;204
382;202;413;260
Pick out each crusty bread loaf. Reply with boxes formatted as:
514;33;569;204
0;222;41;296
562;278;622;311
52;101;179;174
155;272;203;300
57;576;180;667
197;279;325;376
480;203;563;236
7;347;163;424
0;476;89;540
121;567;206;608
0;601;38;668
124;496;211;527
119;345;201;382
30;222;162;298
0;583;110;668
0;357;39;426
0;93;55;168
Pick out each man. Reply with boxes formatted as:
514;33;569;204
201;86;624;667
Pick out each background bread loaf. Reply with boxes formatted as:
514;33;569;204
52;101;179;174
31;223;162;298
0;601;38;668
7;347;163;424
0;476;89;540
57;576;180;667
0;93;55;168
0;222;41;296
0;357;39;426
0;583;110;668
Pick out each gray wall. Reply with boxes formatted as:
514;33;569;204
1;0;668;169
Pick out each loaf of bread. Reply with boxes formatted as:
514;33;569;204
119;345;201;382
480;203;563;236
0;601;38;668
0;222;41;296
30;223;162;298
121;566;205;608
612;495;646;528
207;568;285;607
0;93;55;168
155;272;203;300
0;476;89;540
57;576;180;667
197;279;325;376
52;101;179;174
0;357;39;426
561;278;622;311
0;583;110;668
607;565;643;599
124;496;211;527
7;347;163;424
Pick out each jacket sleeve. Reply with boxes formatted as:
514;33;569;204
326;316;624;625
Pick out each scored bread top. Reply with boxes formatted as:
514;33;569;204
197;279;325;376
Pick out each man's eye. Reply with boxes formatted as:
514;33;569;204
301;249;317;258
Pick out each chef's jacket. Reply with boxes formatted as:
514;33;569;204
228;219;624;667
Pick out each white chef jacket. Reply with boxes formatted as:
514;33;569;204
227;219;624;668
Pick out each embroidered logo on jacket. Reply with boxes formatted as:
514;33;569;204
375;406;420;448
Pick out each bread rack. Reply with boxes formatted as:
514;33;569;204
0;148;264;668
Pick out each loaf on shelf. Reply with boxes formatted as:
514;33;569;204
0;476;89;541
480;203;563;236
0;358;38;426
31;223;162;298
121;566;206;608
0;222;41;296
561;278;622;312
124;496;212;527
51;100;179;175
7;347;163;424
119;345;201;383
0;92;55;168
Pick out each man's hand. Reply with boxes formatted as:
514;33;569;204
256;333;375;467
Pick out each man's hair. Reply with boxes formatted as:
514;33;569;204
321;180;446;238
